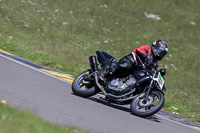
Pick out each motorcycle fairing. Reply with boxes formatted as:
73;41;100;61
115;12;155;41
96;51;117;70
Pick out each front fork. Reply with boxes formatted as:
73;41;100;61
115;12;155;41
144;71;157;101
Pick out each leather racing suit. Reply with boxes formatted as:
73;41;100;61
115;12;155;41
113;45;158;74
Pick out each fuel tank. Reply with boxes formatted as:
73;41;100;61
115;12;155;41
134;67;150;80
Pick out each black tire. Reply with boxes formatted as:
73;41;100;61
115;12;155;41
130;90;165;117
72;70;98;98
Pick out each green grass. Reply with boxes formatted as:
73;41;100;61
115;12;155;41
0;104;88;133
0;0;199;126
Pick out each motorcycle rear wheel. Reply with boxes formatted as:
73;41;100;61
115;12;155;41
130;90;165;117
72;70;99;98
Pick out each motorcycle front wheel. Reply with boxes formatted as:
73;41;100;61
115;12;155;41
72;70;99;98
130;90;165;117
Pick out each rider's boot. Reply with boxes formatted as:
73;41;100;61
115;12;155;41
98;65;117;81
98;69;109;81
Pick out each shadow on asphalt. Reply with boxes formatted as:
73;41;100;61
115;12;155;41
145;116;161;123
89;97;131;113
89;97;161;123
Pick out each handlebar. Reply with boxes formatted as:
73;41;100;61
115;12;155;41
137;55;158;71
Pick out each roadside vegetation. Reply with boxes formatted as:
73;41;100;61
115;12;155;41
0;0;199;130
0;104;88;133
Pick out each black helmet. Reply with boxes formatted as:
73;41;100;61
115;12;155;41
151;40;169;60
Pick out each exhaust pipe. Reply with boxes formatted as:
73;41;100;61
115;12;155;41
94;74;150;100
89;55;98;73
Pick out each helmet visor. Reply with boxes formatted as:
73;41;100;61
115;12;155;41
154;46;167;59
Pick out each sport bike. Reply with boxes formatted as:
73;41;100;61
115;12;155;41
72;51;167;117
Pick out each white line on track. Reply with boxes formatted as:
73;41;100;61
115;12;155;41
155;114;200;132
0;54;72;84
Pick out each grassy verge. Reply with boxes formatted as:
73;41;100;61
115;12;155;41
0;104;88;133
0;0;199;124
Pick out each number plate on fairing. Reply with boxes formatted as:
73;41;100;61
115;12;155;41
153;72;165;89
157;73;165;89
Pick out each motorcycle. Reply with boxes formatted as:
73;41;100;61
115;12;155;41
72;51;167;117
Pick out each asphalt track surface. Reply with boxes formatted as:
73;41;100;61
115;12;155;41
0;54;199;133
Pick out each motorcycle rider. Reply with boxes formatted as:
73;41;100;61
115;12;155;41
99;40;169;81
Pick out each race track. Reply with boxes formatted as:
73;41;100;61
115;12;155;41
0;54;199;133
